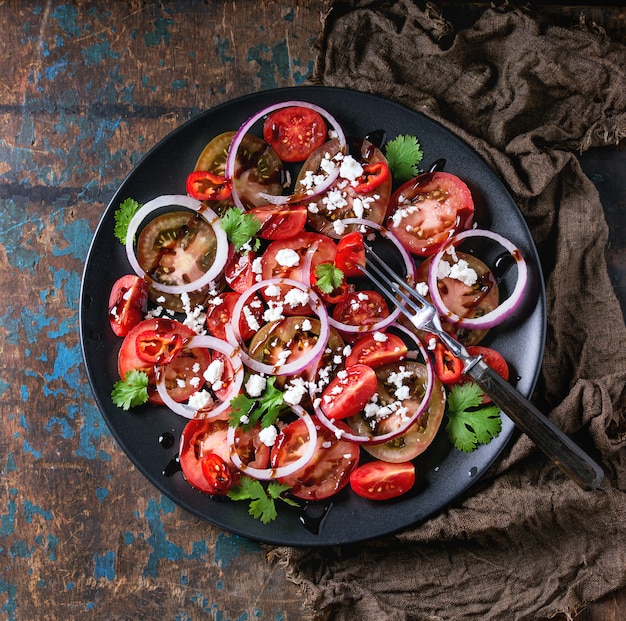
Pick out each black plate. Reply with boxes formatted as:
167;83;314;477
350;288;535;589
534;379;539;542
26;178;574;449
80;86;546;546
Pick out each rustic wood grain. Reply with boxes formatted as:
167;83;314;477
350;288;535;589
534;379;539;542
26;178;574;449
0;1;623;620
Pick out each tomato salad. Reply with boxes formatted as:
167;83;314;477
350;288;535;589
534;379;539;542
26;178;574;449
108;101;528;523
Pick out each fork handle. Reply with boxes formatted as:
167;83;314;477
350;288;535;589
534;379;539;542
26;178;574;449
467;360;604;490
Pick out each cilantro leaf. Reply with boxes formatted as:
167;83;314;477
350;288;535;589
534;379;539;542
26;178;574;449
445;383;502;452
111;369;149;410
314;262;345;294
384;134;424;181
227;476;296;524
220;207;262;252
113;198;141;244
229;376;286;429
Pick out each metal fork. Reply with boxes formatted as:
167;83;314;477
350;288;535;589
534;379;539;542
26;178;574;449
360;246;604;491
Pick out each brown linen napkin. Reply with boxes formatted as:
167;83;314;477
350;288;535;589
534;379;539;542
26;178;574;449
270;2;626;620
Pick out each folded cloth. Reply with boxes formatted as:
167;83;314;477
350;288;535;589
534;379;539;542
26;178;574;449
270;2;626;619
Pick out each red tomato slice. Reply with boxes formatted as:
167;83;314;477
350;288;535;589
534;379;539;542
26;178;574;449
248;204;308;240
335;231;365;277
345;333;407;369
320;364;378;420
224;248;257;293
118;318;210;404
108;275;148;337
186;170;232;201
205;291;264;342
350;460;415;500
262;106;327;163
332;290;389;329
460;345;510;403
270;417;359;501
200;453;233;494
135;330;183;365
387;171;474;256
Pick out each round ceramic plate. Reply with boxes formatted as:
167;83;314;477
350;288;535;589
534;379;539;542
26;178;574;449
80;86;546;546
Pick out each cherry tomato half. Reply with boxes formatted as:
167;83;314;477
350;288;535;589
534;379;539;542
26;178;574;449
320;364;378;420
224;248;258;293
350;460;416;501
200;453;233;494
262;106;327;163
270;417;359;501
387;171;474;256
108;275;148;337
205;291;264;342
335;231;366;277
345;332;407;369
248;204;308;240
135;330;184;365
186;171;232;201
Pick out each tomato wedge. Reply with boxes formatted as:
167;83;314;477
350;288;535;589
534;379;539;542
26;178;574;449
248;204;308;240
205;291;264;342
335;231;365;277
186;170;232;201
108;275;148;337
320;364;378;420
350;460;416;500
200;453;233;494
224;249;258;293
262;106;327;163
345;332;407;369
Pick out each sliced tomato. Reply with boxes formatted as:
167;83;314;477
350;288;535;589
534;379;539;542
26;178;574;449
200;453;233;494
194;131;284;210
108;275;148;337
135;210;218;311
320;364;378;420
345;332;407;369
180;417;270;496
270;417;359;501
135;330;183;365
262;106;327;163
460;345;510;403
248;204;308;240
186;171;232;201
387;171;474;256
413;252;499;346
433;343;464;385
335;231;365;277
348;361;446;462
332;290;389;329
261;232;337;314
118;318;210;404
205;291;264;342
350;460;415;500
296;138;392;236
224;248;257;293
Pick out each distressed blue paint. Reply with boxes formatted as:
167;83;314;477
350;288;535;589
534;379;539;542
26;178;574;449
45;57;70;81
51;217;94;261
9;539;33;559
0;578;17;621
145;18;173;47
247;41;290;90
0;500;17;536
171;79;188;90
94;550;116;580
96;487;109;502
275;613;284;621
19;414;29;431
0;379;9;397
66;581;74;590
214;533;263;568
72;399;113;462
0;198;44;273
5;453;17;474
283;9;294;22
124;531;134;545
216;36;235;64
24;499;54;524
20;385;29;402
45;416;75;440
51;4;82;37
22;439;42;459
82;37;120;66
47;534;59;561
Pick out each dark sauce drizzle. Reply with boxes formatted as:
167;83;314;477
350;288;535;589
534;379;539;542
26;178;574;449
299;501;333;535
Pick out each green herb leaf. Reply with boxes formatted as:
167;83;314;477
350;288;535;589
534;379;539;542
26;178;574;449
229;376;286;429
220;207;262;252
314;262;344;294
227;476;296;524
113;198;141;244
111;369;149;410
445;383;502;452
384;134;424;181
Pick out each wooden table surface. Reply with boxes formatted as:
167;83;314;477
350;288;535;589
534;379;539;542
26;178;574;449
1;1;624;619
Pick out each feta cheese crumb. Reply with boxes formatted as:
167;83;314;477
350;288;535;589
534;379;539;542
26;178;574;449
275;248;300;268
258;425;278;447
245;374;266;398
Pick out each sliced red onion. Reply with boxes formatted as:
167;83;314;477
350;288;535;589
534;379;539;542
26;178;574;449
428;229;528;329
155;335;244;420
225;101;346;209
225;277;330;376
312;326;434;444
125;194;228;295
226;405;318;480
326;218;416;334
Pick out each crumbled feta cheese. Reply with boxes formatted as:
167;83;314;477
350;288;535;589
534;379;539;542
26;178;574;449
437;259;452;279
449;259;478;286
332;219;346;235
263;301;284;322
339;155;363;182
300;319;312;331
188;390;213;411
243;305;261;332
245;374;266;398
373;331;388;342
259;425;278;447
275;248;300;268
264;284;281;298
284;287;310;308
204;358;225;385
283;379;308;406
415;281;429;297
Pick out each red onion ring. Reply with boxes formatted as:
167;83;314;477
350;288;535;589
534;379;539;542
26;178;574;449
226;405;318;480
326;218;416;334
312;325;434;444
225;277;330;376
125;194;228;295
155;335;244;419
224;101;346;209
427;229;528;329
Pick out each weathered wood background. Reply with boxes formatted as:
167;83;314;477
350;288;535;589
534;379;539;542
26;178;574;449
1;1;624;620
